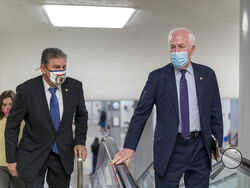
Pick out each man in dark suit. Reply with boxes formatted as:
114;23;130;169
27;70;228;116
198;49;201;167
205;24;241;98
111;28;223;188
5;48;88;188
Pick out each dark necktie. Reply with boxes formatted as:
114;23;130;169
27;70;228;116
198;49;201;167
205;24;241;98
49;87;60;154
180;70;190;140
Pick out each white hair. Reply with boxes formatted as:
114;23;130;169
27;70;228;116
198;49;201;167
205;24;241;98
168;27;196;48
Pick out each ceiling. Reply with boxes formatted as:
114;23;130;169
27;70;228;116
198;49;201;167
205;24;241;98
0;0;239;34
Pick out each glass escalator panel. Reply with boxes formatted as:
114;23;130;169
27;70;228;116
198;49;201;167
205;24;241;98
136;163;155;188
92;136;138;188
93;142;120;187
209;156;250;188
136;151;250;187
92;138;250;188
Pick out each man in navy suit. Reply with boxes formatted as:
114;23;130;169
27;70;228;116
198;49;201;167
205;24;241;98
5;48;88;188
112;28;223;188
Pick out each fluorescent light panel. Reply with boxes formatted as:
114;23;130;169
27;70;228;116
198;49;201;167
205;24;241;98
43;5;136;28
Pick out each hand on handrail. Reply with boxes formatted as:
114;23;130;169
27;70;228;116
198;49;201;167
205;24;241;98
74;145;87;161
212;148;221;161
110;148;134;165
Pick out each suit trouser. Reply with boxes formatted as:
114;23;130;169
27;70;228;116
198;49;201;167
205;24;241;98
0;166;25;188
24;151;70;188
155;134;210;188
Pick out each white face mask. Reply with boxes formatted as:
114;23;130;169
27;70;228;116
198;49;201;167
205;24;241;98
48;69;67;86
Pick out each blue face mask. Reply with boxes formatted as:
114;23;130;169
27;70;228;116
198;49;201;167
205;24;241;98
170;52;189;68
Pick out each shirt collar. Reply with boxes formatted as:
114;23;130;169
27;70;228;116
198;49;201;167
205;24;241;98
42;76;61;92
174;62;194;76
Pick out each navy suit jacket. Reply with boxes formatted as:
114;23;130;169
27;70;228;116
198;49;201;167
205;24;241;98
5;76;88;182
124;62;223;177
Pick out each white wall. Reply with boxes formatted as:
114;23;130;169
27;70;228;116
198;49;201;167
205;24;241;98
0;29;167;100
0;27;239;100
0;0;239;100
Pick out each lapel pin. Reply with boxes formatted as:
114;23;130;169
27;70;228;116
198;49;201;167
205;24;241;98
65;89;68;92
200;77;203;80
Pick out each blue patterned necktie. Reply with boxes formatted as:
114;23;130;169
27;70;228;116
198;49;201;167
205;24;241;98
49;87;60;154
180;70;190;140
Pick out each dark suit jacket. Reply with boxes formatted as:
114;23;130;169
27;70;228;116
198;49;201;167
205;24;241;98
5;75;88;182
124;62;223;177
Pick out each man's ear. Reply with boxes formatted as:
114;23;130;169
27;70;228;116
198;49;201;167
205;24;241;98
190;45;196;55
40;65;46;74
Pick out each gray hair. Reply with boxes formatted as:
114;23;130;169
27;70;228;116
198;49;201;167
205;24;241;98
41;48;67;66
168;27;196;48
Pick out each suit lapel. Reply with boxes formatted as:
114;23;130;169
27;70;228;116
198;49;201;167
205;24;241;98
59;80;70;129
192;63;205;126
163;64;179;120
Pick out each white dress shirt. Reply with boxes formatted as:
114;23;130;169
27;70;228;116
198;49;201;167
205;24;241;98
42;77;64;121
175;63;201;132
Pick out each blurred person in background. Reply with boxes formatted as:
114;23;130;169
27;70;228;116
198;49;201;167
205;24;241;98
99;108;107;135
0;90;25;188
91;137;100;175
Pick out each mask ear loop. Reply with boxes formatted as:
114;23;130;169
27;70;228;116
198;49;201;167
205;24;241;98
40;65;56;86
43;66;51;80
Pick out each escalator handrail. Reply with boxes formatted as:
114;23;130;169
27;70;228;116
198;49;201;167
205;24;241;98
238;156;250;176
77;157;84;188
217;147;250;176
95;136;138;188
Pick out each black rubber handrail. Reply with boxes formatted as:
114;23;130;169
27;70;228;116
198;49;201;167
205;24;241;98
238;156;250;176
95;136;138;188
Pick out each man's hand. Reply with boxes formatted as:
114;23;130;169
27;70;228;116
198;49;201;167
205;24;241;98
212;148;221;161
7;163;18;177
74;145;87;161
111;148;134;165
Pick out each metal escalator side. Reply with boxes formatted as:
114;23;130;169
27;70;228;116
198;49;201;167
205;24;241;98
91;136;138;188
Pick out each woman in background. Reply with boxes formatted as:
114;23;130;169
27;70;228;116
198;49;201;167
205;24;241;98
91;137;100;175
0;90;25;188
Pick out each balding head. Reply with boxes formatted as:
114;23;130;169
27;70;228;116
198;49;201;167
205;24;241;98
168;27;196;48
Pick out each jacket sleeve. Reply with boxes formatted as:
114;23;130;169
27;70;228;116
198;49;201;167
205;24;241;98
5;86;27;163
210;71;223;147
74;82;88;146
123;72;157;151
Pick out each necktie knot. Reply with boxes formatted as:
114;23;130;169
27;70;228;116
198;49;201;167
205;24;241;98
49;87;57;95
181;69;187;76
180;70;187;78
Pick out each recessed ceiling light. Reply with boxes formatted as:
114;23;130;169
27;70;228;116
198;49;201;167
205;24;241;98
43;5;136;28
